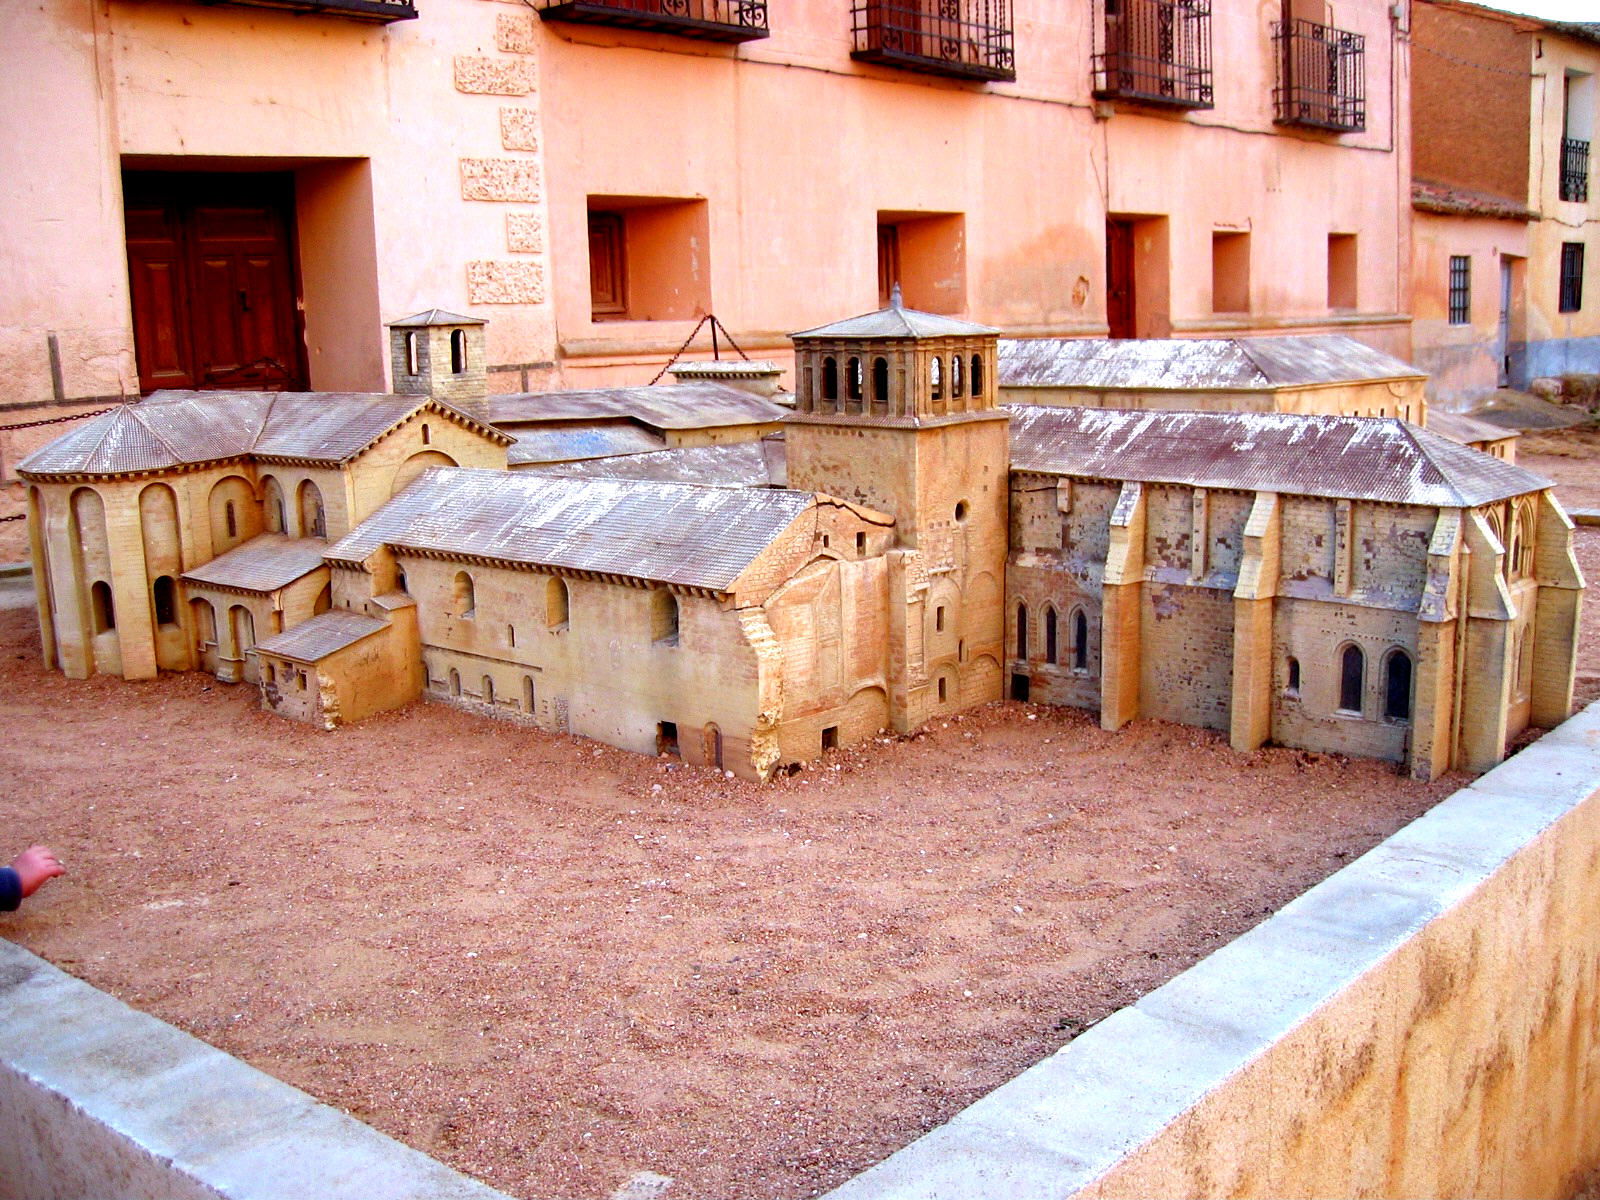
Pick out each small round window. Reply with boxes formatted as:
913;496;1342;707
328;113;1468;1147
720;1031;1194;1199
954;500;969;522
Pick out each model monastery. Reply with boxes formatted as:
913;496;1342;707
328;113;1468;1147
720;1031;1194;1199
21;305;1583;781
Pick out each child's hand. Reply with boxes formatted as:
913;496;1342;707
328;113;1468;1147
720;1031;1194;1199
11;846;64;898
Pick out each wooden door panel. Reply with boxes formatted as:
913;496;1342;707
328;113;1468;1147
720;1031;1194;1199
123;172;305;393
1106;219;1137;339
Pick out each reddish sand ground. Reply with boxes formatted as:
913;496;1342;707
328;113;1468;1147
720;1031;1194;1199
0;445;1593;1200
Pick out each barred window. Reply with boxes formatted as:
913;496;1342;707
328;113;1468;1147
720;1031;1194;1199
1560;242;1585;313
1448;256;1470;325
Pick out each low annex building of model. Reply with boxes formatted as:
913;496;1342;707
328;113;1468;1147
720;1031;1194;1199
20;302;1586;781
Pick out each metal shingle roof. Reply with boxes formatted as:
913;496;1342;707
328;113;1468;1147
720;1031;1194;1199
488;383;787;432
506;425;667;466
1007;407;1550;507
327;468;815;590
256;610;388;663
998;336;1426;390
181;534;328;592
386;309;486;327
527;441;780;488
20;389;508;477
792;302;998;340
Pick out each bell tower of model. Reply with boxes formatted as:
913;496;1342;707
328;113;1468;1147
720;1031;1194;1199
785;289;1010;731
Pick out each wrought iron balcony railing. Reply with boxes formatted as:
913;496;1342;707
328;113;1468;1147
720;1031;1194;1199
1561;138;1590;203
1273;18;1365;132
536;0;768;43
194;0;415;20
850;0;1016;83
1092;0;1213;111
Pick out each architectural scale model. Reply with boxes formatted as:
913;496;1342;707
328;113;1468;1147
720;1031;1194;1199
21;303;1585;782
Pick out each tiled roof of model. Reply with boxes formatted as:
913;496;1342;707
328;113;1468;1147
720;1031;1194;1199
386;309;486;327
527;441;780;488
791;294;999;340
1006;407;1550;507
327;468;815;590
998;336;1426;390
506;425;667;467
1427;410;1518;448
181;534;329;593
487;382;788;431
255;610;389;663
19;390;508;477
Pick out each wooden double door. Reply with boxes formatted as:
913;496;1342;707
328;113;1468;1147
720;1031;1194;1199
124;172;306;394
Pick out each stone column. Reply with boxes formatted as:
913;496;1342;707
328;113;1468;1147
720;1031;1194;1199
1100;482;1145;731
1230;493;1280;754
1530;491;1583;729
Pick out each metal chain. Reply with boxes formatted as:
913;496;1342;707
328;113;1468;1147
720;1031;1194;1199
0;403;124;433
0;514;24;523
647;314;753;386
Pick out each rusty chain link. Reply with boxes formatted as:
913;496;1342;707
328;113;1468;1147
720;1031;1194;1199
0;403;125;433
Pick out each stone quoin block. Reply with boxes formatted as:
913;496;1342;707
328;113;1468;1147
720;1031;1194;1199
460;159;541;204
496;11;538;54
467;260;546;305
506;212;545;254
453;56;534;97
499;107;540;152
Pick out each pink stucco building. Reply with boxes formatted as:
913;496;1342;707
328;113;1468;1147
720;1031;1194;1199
2;0;1413;497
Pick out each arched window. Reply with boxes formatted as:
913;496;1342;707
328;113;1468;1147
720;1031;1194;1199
1286;656;1301;695
937;676;948;703
298;480;325;540
507;624;516;648
225;501;238;540
1072;609;1089;671
970;353;984;398
652;589;679;645
91;581;116;633
1045;607;1058;664
314;583;332;615
483;675;495;705
453;571;476;618
450;329;467;374
262;662;276;686
262;478;286;534
704;722;724;770
846;357;863;403
1016;602;1028;660
821;357;839;402
449;668;462;697
404;331;419;377
421;423;431;446
547;577;569;630
152;576;177;627
1384;650;1412;721
951;354;964;398
192;598;217;645
1339;644;1365;713
930;356;943;401
523;675;536;713
395;565;408;593
872;357;890;412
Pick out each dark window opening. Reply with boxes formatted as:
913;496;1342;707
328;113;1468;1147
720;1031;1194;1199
1072;609;1089;671
404;331;420;377
1449;255;1471;325
523;675;536;713
822;725;839;751
91;580;116;634
938;677;948;703
1045;608;1058;663
450;329;466;374
822;357;839;402
1560;242;1585;313
1339;644;1364;713
970;354;984;398
1385;651;1412;721
1010;672;1030;702
449;668;462;697
847;356;863;404
954;500;968;522
153;576;177;627
930;355;943;401
872;356;890;412
1287;656;1301;695
1016;603;1028;660
951;354;963;398
935;605;946;633
225;501;237;539
652;589;680;645
421;423;430;446
483;676;496;705
856;531;866;554
657;721;680;757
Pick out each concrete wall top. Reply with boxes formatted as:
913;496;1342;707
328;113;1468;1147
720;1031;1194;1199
821;701;1600;1200
0;940;512;1200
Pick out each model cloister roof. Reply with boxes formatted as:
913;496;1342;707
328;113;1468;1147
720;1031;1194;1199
255;609;389;664
18;390;509;478
1006;406;1550;507
998;335;1427;391
487;382;787;432
506;425;667;467
182;534;329;593
529;440;783;488
327;468;816;591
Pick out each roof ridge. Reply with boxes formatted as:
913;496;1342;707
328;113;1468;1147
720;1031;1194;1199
1230;339;1289;387
123;405;186;464
255;391;287;452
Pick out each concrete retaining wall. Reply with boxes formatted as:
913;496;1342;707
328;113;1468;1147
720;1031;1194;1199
0;941;511;1200
825;700;1600;1200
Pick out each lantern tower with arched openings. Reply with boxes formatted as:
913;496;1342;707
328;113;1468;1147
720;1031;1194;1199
787;287;1010;730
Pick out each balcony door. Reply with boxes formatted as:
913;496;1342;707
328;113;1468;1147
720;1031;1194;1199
1106;218;1137;339
124;171;306;394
